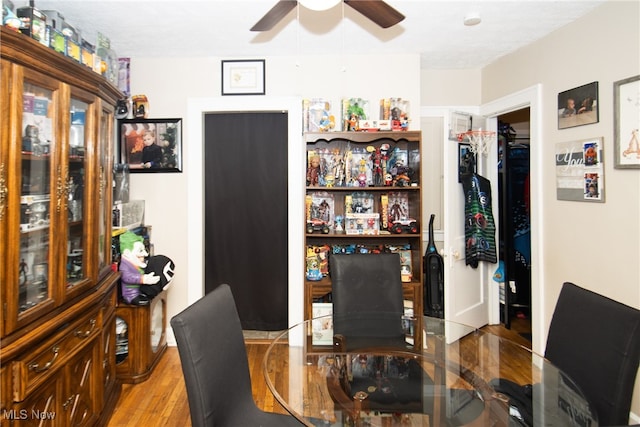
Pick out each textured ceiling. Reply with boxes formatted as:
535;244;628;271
12;0;606;69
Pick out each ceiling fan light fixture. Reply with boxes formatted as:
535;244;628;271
299;0;341;11
463;13;482;26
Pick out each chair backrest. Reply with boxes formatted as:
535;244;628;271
170;284;255;427
545;282;640;426
331;253;405;344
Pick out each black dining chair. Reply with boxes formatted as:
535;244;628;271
330;253;410;352
544;282;640;426
492;282;640;426
170;284;303;427
329;253;486;424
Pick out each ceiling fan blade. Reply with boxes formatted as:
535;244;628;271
251;0;298;31
344;0;405;28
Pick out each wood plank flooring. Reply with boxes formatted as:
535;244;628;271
107;324;531;427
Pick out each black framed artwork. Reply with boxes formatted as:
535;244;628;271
221;59;265;96
558;81;599;129
118;118;182;173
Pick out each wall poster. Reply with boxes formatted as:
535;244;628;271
555;137;605;202
613;75;640;168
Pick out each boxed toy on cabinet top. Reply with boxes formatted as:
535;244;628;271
2;0;21;30
303;98;336;132
6;1;120;83
342;97;369;131
380;98;410;131
16;3;48;45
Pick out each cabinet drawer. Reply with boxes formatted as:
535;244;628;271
12;307;101;402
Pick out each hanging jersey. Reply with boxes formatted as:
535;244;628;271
462;174;498;268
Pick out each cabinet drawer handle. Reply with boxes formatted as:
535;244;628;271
75;319;97;338
28;346;60;373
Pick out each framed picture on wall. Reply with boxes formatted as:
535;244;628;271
555;137;605;202
558;81;599;129
613;75;640;169
221;59;265;95
119;118;182;173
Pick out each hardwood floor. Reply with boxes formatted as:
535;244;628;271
107;324;531;426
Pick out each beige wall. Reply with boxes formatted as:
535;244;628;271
127;53;421;342
127;0;639;420
421;69;482;106
480;0;640;419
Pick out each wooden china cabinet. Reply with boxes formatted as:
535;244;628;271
0;27;122;426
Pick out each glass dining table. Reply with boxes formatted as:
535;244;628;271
262;315;598;427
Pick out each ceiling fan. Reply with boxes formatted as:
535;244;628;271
250;0;405;32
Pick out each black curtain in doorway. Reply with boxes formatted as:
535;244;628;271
204;112;288;331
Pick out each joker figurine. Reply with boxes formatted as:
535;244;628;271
119;231;160;305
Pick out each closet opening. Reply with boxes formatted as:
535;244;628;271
497;108;531;340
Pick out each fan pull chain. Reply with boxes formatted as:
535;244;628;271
296;4;301;68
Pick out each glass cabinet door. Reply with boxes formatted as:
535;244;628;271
97;104;114;279
0;59;10;333
66;97;89;290
18;81;56;316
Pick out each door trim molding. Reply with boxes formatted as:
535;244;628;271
186;96;305;330
480;84;544;354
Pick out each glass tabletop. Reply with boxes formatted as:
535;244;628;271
263;315;598;427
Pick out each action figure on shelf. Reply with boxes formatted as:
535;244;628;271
368;146;383;186
331;148;345;186
119;231;160;306
307;154;321;186
389;201;406;222
318;110;335;132
345;113;359;131
22;125;45;154
393;163;413;187
380;144;390;183
19;258;28;285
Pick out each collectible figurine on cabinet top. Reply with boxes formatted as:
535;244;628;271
118;231;174;305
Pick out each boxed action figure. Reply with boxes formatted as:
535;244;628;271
345;213;379;235
306;191;334;228
303;98;335;132
66;37;81;62
49;28;66;54
17;4;48;46
380;98;410;130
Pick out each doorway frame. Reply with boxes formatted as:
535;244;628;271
186;96;305;329
480;84;545;353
